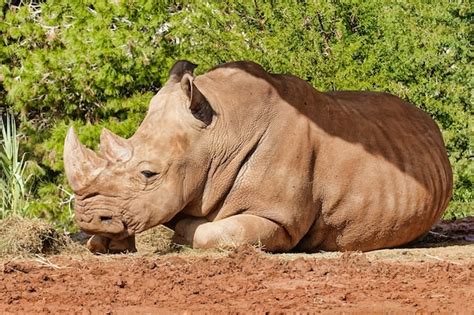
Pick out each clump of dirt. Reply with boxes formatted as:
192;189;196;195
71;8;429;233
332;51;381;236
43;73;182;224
0;217;81;256
227;243;263;259
340;251;371;269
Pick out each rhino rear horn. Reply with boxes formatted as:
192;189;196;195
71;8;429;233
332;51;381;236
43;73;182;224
99;128;133;163
64;127;107;191
168;60;198;82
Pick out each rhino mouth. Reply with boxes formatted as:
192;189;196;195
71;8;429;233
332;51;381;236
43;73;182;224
76;209;128;239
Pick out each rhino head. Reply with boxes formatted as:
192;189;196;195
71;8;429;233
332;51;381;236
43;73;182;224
64;61;216;240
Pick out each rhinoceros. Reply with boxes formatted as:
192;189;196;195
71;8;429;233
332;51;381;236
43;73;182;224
64;60;452;253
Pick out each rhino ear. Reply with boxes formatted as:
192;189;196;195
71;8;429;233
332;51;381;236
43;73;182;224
99;128;133;163
180;73;214;126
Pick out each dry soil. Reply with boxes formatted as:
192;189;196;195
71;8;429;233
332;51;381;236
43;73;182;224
0;217;473;314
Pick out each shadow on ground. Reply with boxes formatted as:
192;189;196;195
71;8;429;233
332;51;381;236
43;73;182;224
406;216;474;248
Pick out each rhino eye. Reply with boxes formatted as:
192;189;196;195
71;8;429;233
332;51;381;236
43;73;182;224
141;170;158;178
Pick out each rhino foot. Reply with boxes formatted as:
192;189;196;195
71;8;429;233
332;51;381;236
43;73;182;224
86;235;137;254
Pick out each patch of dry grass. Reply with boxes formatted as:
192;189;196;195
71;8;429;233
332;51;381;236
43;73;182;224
0;217;86;257
135;225;231;257
136;225;178;255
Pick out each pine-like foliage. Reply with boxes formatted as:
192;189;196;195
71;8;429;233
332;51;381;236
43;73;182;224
0;1;471;226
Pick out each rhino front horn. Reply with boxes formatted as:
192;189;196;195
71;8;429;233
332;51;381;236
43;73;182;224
64;127;107;191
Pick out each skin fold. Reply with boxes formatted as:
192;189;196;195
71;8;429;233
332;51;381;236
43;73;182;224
64;60;452;253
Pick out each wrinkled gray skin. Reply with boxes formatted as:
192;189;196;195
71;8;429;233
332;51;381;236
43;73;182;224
64;60;452;253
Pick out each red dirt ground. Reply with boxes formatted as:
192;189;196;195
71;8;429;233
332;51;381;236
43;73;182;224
1;218;473;314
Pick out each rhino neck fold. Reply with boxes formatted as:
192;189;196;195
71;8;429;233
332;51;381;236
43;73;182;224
198;128;268;218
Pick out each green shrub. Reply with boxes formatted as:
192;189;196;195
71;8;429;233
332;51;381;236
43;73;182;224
0;0;472;228
0;113;33;218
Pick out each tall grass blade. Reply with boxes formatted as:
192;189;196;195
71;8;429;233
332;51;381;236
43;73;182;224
0;113;31;219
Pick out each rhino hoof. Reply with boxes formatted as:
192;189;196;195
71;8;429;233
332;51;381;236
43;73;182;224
86;235;111;254
86;235;137;254
109;236;137;253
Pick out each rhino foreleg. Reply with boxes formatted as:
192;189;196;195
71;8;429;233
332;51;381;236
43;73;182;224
173;217;209;246
174;214;293;252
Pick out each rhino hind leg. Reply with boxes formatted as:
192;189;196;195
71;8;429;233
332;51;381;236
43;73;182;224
174;214;293;252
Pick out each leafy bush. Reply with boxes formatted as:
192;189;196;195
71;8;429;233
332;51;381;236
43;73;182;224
0;0;471;227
